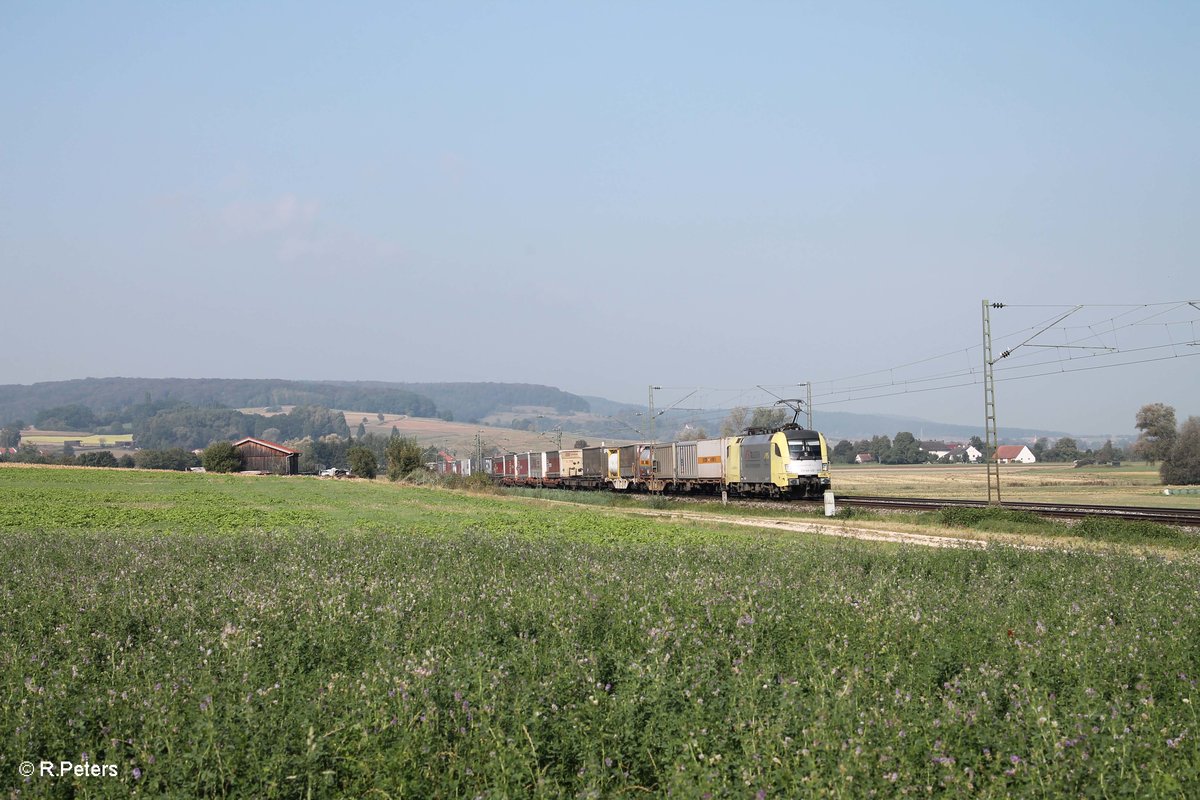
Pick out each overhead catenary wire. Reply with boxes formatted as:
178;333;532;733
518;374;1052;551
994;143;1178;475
652;300;1199;417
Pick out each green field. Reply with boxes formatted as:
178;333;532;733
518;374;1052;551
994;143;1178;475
2;466;1199;797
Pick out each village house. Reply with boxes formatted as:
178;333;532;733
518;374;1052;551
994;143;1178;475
919;441;954;460
994;444;1037;464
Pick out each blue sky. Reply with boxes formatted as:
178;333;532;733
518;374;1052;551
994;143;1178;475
2;2;1197;435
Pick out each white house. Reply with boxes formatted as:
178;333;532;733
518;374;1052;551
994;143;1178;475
995;445;1036;464
920;441;953;460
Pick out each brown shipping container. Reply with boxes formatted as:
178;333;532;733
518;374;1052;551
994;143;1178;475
582;446;607;479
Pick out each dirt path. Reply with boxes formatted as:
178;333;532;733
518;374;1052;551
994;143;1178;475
624;507;993;549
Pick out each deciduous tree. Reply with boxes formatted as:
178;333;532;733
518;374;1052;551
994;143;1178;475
0;426;21;448
1161;417;1200;485
887;432;923;464
868;435;892;464
748;408;787;431
1046;437;1081;463
721;407;748;436
1134;403;1177;463
34;404;97;431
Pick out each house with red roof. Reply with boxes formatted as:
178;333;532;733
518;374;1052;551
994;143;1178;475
994;444;1036;464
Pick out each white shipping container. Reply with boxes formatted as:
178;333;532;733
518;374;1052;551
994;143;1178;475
697;439;724;479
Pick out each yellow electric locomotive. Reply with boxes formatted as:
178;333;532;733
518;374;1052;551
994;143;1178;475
724;425;831;499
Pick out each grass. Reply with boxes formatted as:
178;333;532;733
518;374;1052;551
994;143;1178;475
3;466;1200;797
506;484;1200;551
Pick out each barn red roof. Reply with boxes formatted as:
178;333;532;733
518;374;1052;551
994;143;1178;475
233;437;301;455
995;445;1028;460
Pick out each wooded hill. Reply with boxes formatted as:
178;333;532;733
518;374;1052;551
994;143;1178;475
0;378;592;426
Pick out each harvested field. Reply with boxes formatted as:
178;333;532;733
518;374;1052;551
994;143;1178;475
832;462;1198;509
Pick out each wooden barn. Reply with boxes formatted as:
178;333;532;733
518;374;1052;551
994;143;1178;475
233;437;300;475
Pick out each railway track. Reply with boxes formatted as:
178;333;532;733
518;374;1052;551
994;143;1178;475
836;495;1200;527
507;486;1200;528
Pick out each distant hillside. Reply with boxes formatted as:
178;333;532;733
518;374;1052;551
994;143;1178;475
2;377;1093;445
385;382;590;422
617;406;1071;444
0;378;591;427
795;410;1070;444
0;378;437;422
578;395;644;417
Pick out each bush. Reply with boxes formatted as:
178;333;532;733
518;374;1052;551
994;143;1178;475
933;506;1045;528
77;451;119;468
461;470;498;492
386;436;424;481
347;446;378;479
135;449;201;471
1073;516;1188;546
201;441;244;473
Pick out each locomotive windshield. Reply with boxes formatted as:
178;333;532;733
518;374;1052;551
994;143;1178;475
788;439;822;460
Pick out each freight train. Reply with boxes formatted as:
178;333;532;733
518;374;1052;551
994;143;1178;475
432;423;832;500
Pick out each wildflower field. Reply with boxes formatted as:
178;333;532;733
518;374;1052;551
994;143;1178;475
2;466;1198;798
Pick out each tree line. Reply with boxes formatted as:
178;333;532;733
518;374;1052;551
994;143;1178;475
135;405;350;450
196;432;427;481
1;446;200;471
2;402;352;451
0;430;433;481
0;377;599;430
0;378;441;424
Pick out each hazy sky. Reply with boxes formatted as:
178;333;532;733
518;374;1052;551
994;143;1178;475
3;2;1197;435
